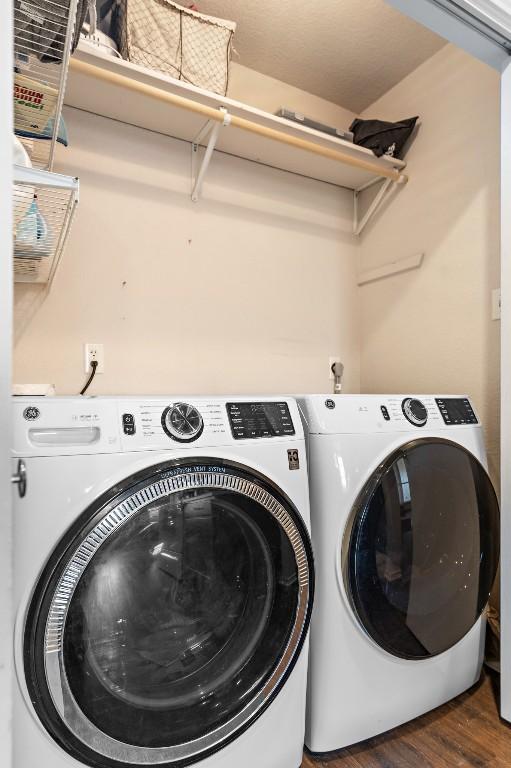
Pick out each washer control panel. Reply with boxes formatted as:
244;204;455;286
401;398;428;427
435;398;478;425
121;401;226;444
11;397;304;457
227;402;295;440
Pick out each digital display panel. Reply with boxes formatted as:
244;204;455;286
435;398;478;425
227;402;295;439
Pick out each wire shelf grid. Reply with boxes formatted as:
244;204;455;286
14;0;80;169
13;165;79;285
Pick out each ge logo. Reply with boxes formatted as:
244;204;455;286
325;399;336;409
23;406;41;421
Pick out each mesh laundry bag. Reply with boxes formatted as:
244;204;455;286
118;0;236;95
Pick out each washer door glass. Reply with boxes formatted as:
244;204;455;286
25;461;313;767
345;439;499;660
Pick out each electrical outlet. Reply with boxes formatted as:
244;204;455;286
492;289;501;321
84;343;104;373
329;356;341;380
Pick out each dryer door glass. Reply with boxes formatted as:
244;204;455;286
345;439;499;660
24;460;313;767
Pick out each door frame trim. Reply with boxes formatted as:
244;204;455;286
385;0;511;69
0;2;13;766
500;58;511;719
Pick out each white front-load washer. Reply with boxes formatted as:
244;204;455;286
296;394;499;754
13;396;314;768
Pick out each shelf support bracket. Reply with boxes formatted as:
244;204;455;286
191;108;231;202
353;172;406;236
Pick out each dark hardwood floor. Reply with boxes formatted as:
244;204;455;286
302;671;511;767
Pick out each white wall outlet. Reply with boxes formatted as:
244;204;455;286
84;343;105;373
492;289;501;321
329;356;341;380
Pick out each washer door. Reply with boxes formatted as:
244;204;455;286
25;459;313;767
344;439;499;660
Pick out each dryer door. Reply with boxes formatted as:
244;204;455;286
344;438;499;660
25;459;313;767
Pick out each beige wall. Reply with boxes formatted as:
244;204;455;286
13;43;500;471
228;62;356;130
13;103;360;396
358;45;501;481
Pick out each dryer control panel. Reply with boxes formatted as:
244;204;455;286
296;395;481;436
379;396;479;428
376;396;479;428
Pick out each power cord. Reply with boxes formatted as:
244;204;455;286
80;360;98;395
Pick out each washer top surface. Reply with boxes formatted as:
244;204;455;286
297;394;480;435
12;395;303;457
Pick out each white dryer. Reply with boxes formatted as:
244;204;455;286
12;396;314;768
297;394;499;753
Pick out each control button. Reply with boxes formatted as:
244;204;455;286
161;403;204;442
380;406;390;421
401;398;428;427
122;413;136;435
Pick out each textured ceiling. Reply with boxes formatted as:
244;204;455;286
193;0;447;113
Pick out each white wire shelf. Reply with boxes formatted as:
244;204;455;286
14;0;80;169
13;165;79;286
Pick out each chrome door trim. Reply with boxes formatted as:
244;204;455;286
43;469;310;764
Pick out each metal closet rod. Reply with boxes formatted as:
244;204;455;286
69;58;408;184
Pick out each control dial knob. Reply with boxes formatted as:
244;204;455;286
161;402;204;442
401;398;428;427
